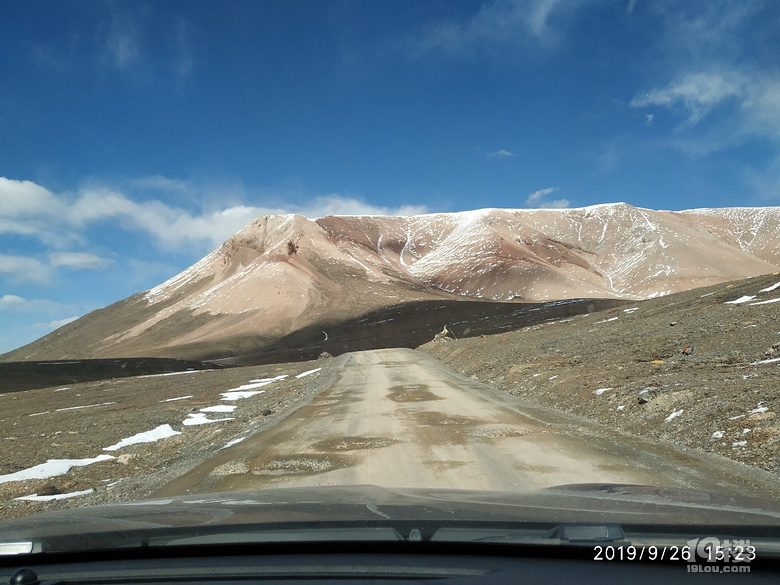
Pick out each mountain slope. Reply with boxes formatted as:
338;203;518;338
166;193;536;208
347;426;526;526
2;204;779;362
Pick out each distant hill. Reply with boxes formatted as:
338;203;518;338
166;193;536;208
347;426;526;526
2;204;778;362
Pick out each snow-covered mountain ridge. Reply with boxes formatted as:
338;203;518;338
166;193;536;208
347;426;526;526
3;203;779;361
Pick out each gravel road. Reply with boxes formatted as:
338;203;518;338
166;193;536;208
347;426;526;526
153;348;780;499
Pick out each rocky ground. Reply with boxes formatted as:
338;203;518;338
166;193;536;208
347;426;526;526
422;272;780;477
1;272;779;522
0;356;339;521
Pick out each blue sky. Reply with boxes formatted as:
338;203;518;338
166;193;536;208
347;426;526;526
1;0;779;354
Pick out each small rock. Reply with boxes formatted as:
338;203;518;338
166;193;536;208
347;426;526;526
682;344;694;356
669;321;677;326
117;454;136;466
37;484;62;496
261;408;272;416
318;352;332;359
638;387;660;404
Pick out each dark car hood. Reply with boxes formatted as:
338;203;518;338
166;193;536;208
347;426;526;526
2;484;780;553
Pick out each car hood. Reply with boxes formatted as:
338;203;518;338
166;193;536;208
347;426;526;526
2;483;780;553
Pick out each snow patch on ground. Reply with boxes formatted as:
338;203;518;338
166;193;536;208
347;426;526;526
200;405;237;413
296;368;321;378
664;409;684;422
725;295;757;304
0;456;115;485
103;424;181;451
750;297;780;306
183;413;234;426
759;281;780;293
137;370;205;379
16;488;94;501
219;437;247;450
594;388;612;395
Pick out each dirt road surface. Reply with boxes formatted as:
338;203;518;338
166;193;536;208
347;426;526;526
154;348;780;499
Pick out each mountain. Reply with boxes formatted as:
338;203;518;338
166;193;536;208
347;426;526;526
3;203;779;362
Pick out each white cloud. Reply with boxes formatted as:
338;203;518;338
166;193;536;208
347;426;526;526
0;178;61;217
487;149;516;158
49;252;113;270
292;196;428;219
0;254;51;285
0;294;26;306
0;176;431;257
526;187;569;208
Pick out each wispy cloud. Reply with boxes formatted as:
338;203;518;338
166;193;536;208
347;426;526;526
49;252;113;270
398;0;586;59
627;1;780;198
173;19;194;81
0;294;73;314
631;71;745;125
101;7;144;71
0;254;52;285
487;149;516;158
526;187;569;208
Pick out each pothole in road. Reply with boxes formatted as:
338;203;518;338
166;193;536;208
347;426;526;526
314;436;398;451
413;411;475;426
251;455;349;476
387;384;442;402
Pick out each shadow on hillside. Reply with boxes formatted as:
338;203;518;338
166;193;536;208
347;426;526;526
218;297;630;366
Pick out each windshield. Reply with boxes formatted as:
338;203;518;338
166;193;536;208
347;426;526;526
1;0;779;565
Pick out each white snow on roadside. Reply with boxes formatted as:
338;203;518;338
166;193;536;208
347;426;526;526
103;424;181;451
725;295;756;304
616;405;625;411
221;390;266;401
200;405;237;413
749;406;769;414
664;409;684;422
219;436;247;450
732;440;747;447
0;455;115;485
137;370;205;379
594;387;612;395
700;292;715;298
729;414;746;420
622;307;640;314
712;431;725;438
183;413;234;426
594;316;619;324
16;488;94;502
759;281;780;293
296;368;321;379
162;395;193;402
55;401;116;412
54;387;70;392
248;375;288;385
750;298;780;306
